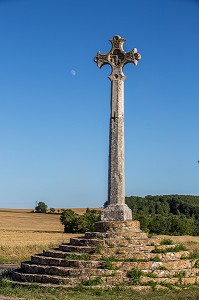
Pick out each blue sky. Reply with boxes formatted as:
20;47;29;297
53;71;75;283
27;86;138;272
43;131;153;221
0;0;199;208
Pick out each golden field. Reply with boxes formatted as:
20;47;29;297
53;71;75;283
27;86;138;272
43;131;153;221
0;209;86;263
158;235;199;252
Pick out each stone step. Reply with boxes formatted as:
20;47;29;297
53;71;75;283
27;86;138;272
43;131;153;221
12;263;199;287
43;249;69;258
31;255;196;270
21;262;70;276
121;250;190;261
9;280;76;289
26;260;199;278
43;249;101;260
100;246;154;255
37;255;101;268
12;271;78;286
68;240;156;251
21;262;121;277
11;272;199;288
31;255;70;267
85;231;148;239
70;237;162;247
31;254;197;272
32;254;102;268
105;274;199;285
13;270;127;286
140;276;199;285
43;248;189;263
70;238;105;247
59;244;96;254
112;259;195;270
9;280;152;291
141;268;199;277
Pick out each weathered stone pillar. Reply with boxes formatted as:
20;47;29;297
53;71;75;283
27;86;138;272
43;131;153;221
94;35;141;221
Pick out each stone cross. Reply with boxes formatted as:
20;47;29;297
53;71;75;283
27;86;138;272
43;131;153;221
94;35;141;221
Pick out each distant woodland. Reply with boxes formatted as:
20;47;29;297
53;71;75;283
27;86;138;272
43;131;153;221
126;195;199;236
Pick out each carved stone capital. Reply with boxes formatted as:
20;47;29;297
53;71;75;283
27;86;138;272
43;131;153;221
94;35;141;79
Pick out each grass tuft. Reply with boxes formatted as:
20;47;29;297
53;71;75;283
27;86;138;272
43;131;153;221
82;277;103;286
194;259;199;268
127;269;144;285
160;238;173;245
150;256;162;262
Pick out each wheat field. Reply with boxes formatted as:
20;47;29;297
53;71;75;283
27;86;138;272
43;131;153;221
158;235;199;251
0;209;82;263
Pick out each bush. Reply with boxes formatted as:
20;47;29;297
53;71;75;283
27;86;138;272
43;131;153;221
60;209;100;233
60;209;79;233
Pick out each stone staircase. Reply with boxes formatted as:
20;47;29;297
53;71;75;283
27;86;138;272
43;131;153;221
11;221;199;288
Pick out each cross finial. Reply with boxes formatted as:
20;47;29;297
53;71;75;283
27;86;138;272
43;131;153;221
94;35;141;80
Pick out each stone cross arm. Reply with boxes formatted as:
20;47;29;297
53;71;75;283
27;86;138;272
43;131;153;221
94;35;141;80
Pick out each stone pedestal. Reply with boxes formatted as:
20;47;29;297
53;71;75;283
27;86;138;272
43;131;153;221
94;220;140;233
101;204;132;221
12;219;198;288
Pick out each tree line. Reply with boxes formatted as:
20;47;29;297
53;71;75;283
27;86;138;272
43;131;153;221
34;195;199;236
125;195;199;236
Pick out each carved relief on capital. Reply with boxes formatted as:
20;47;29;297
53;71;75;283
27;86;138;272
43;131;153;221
109;35;125;50
94;51;109;68
109;49;125;67
125;48;141;66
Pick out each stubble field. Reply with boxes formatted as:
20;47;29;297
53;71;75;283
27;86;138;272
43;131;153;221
0;209;84;263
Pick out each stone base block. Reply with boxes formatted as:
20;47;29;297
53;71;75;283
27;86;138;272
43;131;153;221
101;204;132;221
94;220;140;233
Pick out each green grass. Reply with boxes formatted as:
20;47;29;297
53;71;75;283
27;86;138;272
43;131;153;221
95;245;104;254
127;269;144;285
0;277;199;300
157;266;167;270
187;251;199;259
145;272;158;278
150;256;162;262
123;258;146;262
82;277;103;286
151;244;188;254
160;238;174;245
194;259;199;268
101;260;118;270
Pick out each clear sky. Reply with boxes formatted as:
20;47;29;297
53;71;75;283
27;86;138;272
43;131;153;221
0;0;199;209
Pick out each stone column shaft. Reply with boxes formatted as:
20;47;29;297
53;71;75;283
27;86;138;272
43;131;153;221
94;35;141;221
108;78;125;205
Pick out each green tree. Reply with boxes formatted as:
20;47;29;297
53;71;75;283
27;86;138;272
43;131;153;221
49;208;56;214
35;201;48;213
